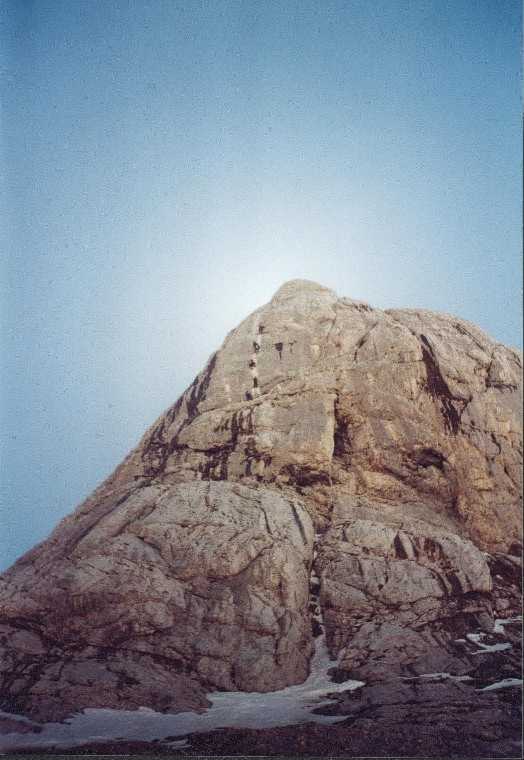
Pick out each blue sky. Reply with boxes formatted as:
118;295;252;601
1;0;522;569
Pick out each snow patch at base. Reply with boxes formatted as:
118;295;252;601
0;543;364;753
479;678;523;692
467;631;513;654
493;616;522;635
0;646;362;751
402;673;473;682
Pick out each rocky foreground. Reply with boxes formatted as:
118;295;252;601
0;280;522;757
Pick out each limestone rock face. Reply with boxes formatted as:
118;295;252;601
0;278;522;723
85;277;520;552
0;481;313;720
317;519;495;682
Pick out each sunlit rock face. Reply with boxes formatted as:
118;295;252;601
98;277;521;551
0;278;522;722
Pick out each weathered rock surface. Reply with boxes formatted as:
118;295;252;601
0;481;313;720
318;518;495;681
0;279;522;744
33;279;521;552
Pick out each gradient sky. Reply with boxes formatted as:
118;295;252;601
1;0;522;569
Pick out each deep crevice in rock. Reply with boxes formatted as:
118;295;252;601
420;334;464;435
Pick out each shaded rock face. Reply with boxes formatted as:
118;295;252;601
0;279;522;725
318;519;495;682
0;482;313;721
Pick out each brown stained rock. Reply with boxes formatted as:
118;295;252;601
0;279;522;728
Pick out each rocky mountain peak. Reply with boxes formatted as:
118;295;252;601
0;282;521;754
270;278;337;303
